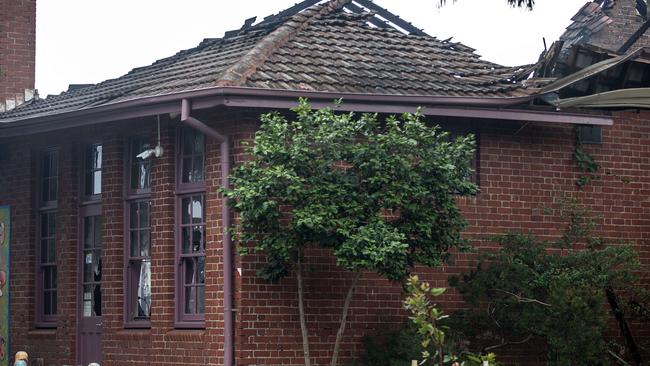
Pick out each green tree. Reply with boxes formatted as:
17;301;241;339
225;99;477;366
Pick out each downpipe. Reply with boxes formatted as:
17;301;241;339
181;98;234;366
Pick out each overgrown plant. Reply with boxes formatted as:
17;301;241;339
404;275;501;366
574;134;600;189
449;200;640;365
404;276;450;365
225;98;477;366
573;128;632;188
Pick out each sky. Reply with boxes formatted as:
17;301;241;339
35;0;588;97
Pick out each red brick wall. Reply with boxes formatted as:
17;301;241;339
233;111;650;366
0;109;648;366
0;0;36;105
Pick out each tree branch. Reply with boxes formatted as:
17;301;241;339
483;334;533;352
297;253;311;366
331;271;362;366
492;289;551;307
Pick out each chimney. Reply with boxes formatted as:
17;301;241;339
0;0;37;112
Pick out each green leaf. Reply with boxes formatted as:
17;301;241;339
430;287;446;296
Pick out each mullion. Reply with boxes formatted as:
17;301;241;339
130;227;141;259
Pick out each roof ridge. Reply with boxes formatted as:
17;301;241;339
215;0;351;87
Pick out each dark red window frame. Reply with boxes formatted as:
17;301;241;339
83;143;103;201
175;127;206;328
124;137;153;328
36;149;58;327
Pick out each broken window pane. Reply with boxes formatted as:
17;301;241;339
134;259;151;319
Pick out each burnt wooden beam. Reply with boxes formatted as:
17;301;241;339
352;0;427;36
343;2;389;29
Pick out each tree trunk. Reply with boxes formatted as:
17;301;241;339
330;271;362;366
297;253;311;366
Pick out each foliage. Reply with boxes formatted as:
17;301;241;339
225;98;477;282
449;201;640;365
404;276;450;365
574;132;600;189
404;275;501;366
360;323;431;366
573;128;632;188
225;98;478;365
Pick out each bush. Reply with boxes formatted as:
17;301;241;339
449;200;640;365
360;324;428;366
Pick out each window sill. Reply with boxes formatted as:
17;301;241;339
165;329;205;342
33;321;57;329
116;329;151;340
174;318;206;329
124;321;151;329
29;328;57;337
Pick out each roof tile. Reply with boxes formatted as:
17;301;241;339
1;0;539;123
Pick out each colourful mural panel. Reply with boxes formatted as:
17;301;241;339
0;205;9;365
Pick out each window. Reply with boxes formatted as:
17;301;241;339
180;128;205;185
40;212;57;320
126;201;151;324
176;128;206;326
82;215;102;317
37;150;58;326
578;125;602;145
179;195;205;316
84;144;102;199
129;138;152;193
41;151;58;205
124;138;152;326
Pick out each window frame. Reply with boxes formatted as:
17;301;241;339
35;148;59;328
177;193;206;323
176;127;206;192
175;127;207;328
123;137;153;328
81;143;103;203
126;137;153;198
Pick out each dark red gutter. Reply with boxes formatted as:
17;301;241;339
0;87;613;138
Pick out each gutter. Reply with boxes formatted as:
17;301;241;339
0;87;613;138
556;87;650;109
180;99;234;366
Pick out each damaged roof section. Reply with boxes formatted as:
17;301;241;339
0;0;541;124
538;46;650;109
532;0;650;110
559;2;613;56
545;0;650;77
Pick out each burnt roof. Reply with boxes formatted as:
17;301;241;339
0;0;540;123
558;0;650;58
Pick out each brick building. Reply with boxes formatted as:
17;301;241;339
0;0;648;365
0;0;36;112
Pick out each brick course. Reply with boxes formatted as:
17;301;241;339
0;109;649;365
0;0;36;105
